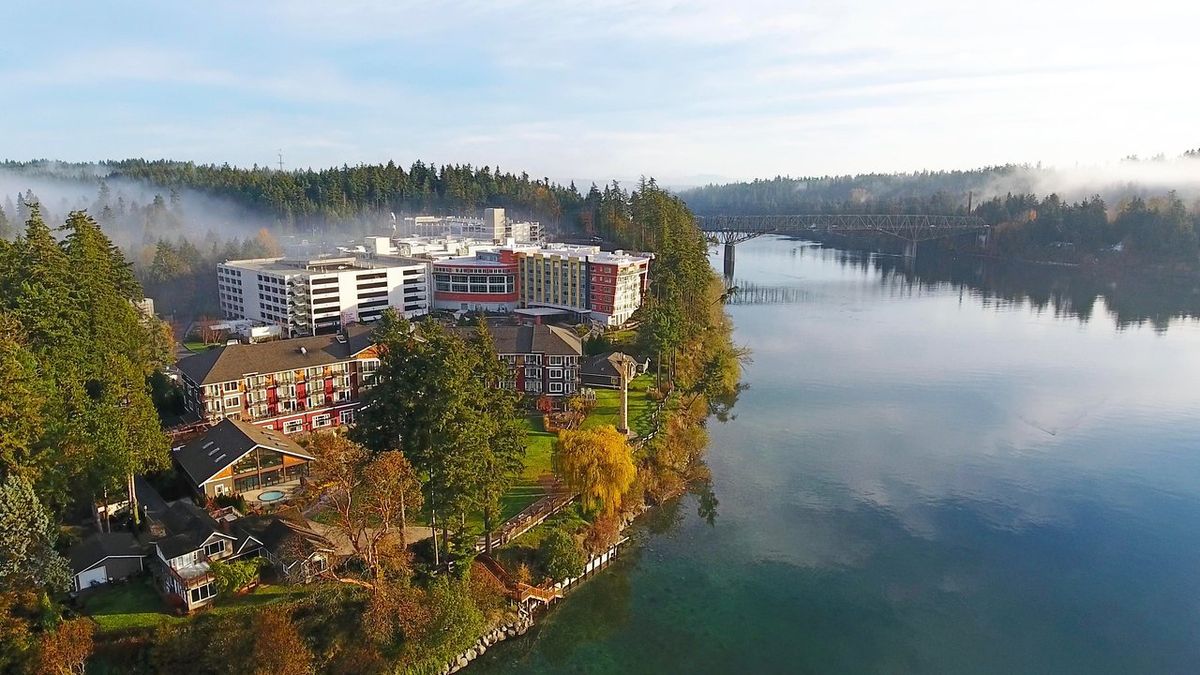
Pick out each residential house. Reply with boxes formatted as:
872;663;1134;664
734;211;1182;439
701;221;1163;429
177;324;380;435
151;501;242;611
68;532;147;592
234;509;337;583
581;351;638;389
174;419;314;502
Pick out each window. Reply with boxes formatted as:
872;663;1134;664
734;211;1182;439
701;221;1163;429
339;409;355;425
190;582;216;603
224;396;240;409
549;382;563;394
312;414;331;429
204;540;225;557
549;356;563;366
222;382;239;393
549;368;563;380
283;419;304;434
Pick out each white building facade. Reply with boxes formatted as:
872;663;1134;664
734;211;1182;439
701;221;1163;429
218;256;430;336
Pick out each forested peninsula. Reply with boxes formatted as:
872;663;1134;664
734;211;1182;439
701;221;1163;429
0;171;743;674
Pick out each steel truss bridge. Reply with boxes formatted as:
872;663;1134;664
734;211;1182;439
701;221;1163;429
697;214;989;246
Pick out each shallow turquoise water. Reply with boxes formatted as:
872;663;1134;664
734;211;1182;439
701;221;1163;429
475;238;1200;674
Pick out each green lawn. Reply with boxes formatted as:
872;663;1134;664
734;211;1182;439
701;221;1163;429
500;416;557;520
183;341;218;352
83;579;178;632
605;329;639;348
82;577;309;633
583;374;656;437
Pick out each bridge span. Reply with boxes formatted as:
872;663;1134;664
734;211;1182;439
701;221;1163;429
698;213;990;279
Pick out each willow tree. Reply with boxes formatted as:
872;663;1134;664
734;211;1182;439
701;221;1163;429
553;425;637;517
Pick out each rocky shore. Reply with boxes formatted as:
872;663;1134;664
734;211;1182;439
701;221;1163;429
440;612;534;675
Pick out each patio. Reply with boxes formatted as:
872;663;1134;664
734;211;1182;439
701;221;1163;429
240;479;302;506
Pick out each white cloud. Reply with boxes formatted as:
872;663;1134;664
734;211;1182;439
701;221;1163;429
5;0;1200;182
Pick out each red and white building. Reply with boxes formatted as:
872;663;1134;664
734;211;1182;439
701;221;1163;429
431;249;520;312
457;324;583;397
586;251;652;327
427;243;652;327
177;324;380;435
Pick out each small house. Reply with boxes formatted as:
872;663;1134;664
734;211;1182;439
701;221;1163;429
174;418;314;503
68;532;147;592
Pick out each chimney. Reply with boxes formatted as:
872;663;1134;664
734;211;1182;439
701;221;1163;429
298;346;308;355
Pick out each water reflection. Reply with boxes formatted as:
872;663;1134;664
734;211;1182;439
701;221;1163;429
479;237;1200;675
720;238;1200;331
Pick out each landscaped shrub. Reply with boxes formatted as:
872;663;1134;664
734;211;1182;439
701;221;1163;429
538;527;585;581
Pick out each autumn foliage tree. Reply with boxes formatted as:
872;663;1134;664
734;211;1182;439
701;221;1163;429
553;425;637;517
32;619;93;675
297;433;422;589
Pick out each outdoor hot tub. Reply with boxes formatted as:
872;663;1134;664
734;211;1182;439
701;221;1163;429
258;490;286;503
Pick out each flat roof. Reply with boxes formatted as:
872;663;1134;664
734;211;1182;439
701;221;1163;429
433;256;511;267
514;307;571;316
223;256;424;275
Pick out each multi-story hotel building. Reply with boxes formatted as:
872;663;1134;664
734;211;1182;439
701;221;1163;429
177;325;380;435
217;256;430;337
515;246;594;321
585;251;652;326
512;245;652;326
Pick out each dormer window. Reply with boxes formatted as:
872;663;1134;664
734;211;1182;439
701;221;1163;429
204;540;226;557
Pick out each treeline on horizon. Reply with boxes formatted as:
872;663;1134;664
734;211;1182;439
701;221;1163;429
1;158;583;228
6;155;1200;274
679;154;1200;263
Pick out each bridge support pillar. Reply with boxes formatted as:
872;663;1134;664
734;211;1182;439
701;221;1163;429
903;241;918;260
723;243;736;282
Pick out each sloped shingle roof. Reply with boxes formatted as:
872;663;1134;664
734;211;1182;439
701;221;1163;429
487;325;582;356
174;419;313;487
69;532;146;573
177;324;375;385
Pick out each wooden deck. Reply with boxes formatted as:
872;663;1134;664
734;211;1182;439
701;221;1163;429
476;554;562;605
475;484;578;553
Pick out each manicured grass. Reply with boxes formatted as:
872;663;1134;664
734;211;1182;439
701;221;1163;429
183;341;218;352
605;329;639;348
500;416;557;520
583;374;656;437
82;578;309;633
83;579;179;632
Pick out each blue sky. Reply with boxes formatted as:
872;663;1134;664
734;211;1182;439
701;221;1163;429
4;0;1198;186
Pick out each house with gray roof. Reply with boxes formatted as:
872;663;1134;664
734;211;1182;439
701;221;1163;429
459;324;582;398
69;532;147;592
581;351;643;389
149;501;242;612
174;418;314;502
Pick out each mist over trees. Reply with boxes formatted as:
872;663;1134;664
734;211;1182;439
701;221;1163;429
678;155;1200;263
2;159;581;228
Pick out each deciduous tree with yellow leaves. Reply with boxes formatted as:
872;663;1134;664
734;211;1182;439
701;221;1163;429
552;425;636;517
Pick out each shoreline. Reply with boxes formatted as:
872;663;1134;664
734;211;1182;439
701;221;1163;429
439;517;644;675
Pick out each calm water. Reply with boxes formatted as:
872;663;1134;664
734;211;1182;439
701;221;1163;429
475;237;1200;674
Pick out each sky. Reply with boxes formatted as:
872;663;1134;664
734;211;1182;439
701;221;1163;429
3;0;1198;187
